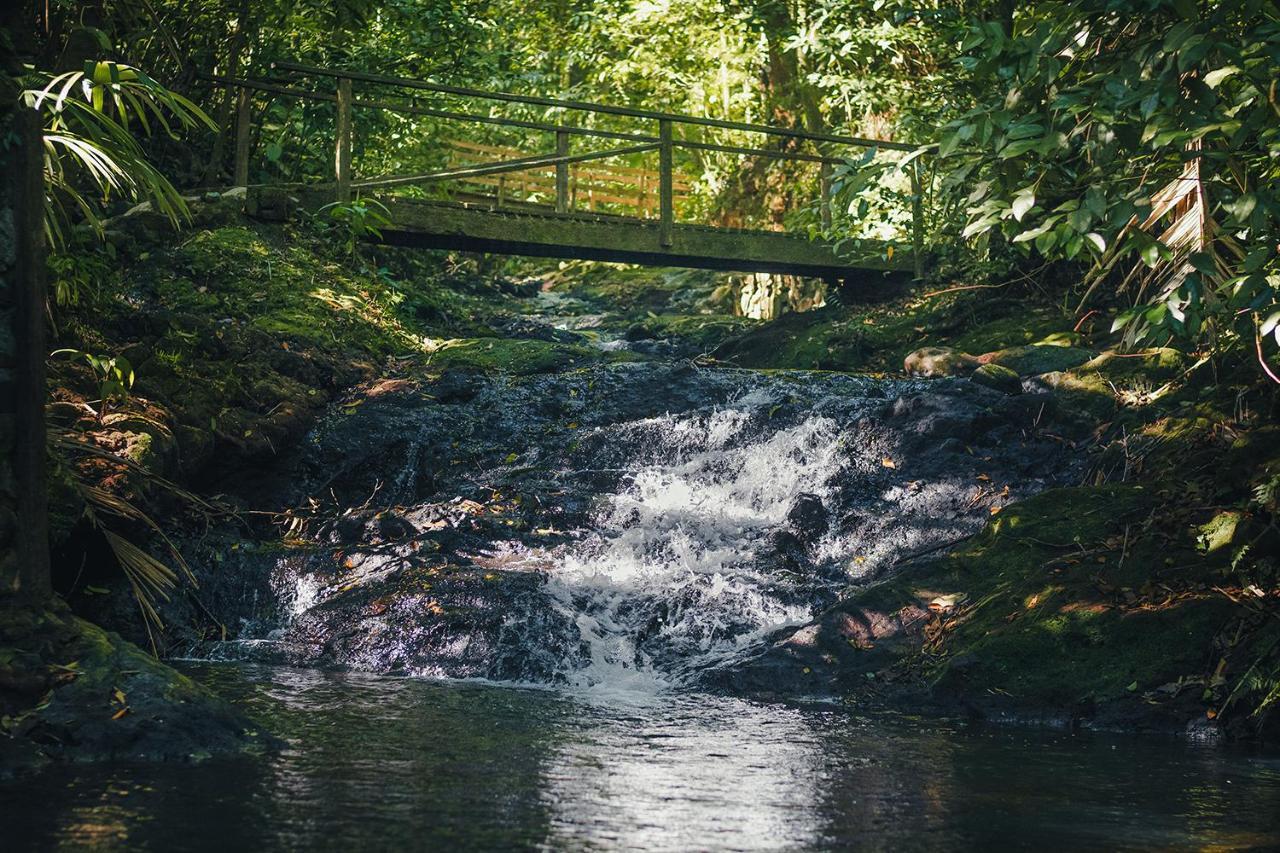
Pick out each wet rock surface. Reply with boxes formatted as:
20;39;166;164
183;361;1082;688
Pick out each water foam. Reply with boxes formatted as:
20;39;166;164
545;406;850;689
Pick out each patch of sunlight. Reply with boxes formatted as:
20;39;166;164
1107;376;1175;408
1198;510;1243;554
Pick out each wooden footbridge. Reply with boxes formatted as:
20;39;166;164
208;63;925;281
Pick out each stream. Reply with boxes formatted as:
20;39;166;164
27;300;1280;848
6;662;1280;850
181;361;1073;691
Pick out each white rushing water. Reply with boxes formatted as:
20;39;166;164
543;399;853;691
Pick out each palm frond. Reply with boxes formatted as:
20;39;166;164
22;61;216;249
1079;149;1245;346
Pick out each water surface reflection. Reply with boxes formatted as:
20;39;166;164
4;663;1279;851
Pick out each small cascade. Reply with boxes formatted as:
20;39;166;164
203;361;1069;690
544;406;850;688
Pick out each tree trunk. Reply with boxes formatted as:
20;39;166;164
0;82;51;601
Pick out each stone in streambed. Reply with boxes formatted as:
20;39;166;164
970;363;1023;395
903;346;980;377
786;493;829;541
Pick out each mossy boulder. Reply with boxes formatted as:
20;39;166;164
1039;347;1188;418
983;344;1094;376
727;483;1273;735
970;362;1022;394
425;338;615;375
0;600;274;774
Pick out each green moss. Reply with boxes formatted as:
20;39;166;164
950;306;1072;354
425;337;613;375
716;291;1083;373
1040;347;1189;419
637;314;757;351
835;484;1239;711
151;226;426;358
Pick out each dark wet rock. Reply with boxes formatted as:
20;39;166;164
624;323;655;342
430;369;481;404
491;315;580;343
330;511;373;545
164;362;1080;687
786;493;829;541
970;363;1023;395
376;511;417;541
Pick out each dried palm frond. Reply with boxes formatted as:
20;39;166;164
1079;148;1245;347
51;429;230;653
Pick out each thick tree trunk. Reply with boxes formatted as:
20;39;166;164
0;79;51;601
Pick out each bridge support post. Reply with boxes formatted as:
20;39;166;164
233;86;252;187
910;158;924;280
819;159;832;232
335;77;353;202
659;119;673;247
555;130;569;213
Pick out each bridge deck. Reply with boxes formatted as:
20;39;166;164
373;198;903;280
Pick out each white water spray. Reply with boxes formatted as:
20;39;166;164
545;405;851;689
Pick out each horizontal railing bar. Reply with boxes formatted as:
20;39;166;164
201;73;336;102
353;143;661;189
202;74;658;143
271;60;917;151
675;139;846;166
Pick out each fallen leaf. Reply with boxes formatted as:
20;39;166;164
881;457;896;469
111;708;129;720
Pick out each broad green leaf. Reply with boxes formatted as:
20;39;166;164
1203;66;1239;89
1011;189;1036;222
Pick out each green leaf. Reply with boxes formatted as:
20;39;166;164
1011;189;1036;222
1085;232;1106;253
1141;241;1163;268
1261;310;1280;338
1012;223;1050;243
1084;187;1106;219
1203;66;1239;89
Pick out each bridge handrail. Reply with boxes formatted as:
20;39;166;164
269;60;916;152
209;61;927;276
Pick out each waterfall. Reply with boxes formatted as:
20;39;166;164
542;402;853;689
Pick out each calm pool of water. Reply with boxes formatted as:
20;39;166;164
6;662;1280;851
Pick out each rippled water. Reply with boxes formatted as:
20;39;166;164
7;663;1280;851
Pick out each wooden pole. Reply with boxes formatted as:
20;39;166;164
233;86;252;187
335;77;353;202
659;119;673;247
819;158;832;232
555;130;569;213
910;157;924;280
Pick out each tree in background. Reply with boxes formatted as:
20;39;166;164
932;0;1280;374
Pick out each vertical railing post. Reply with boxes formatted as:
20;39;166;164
910;156;924;279
335;77;353;202
233;86;252;187
555;130;570;213
659;119;673;247
819;157;832;232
